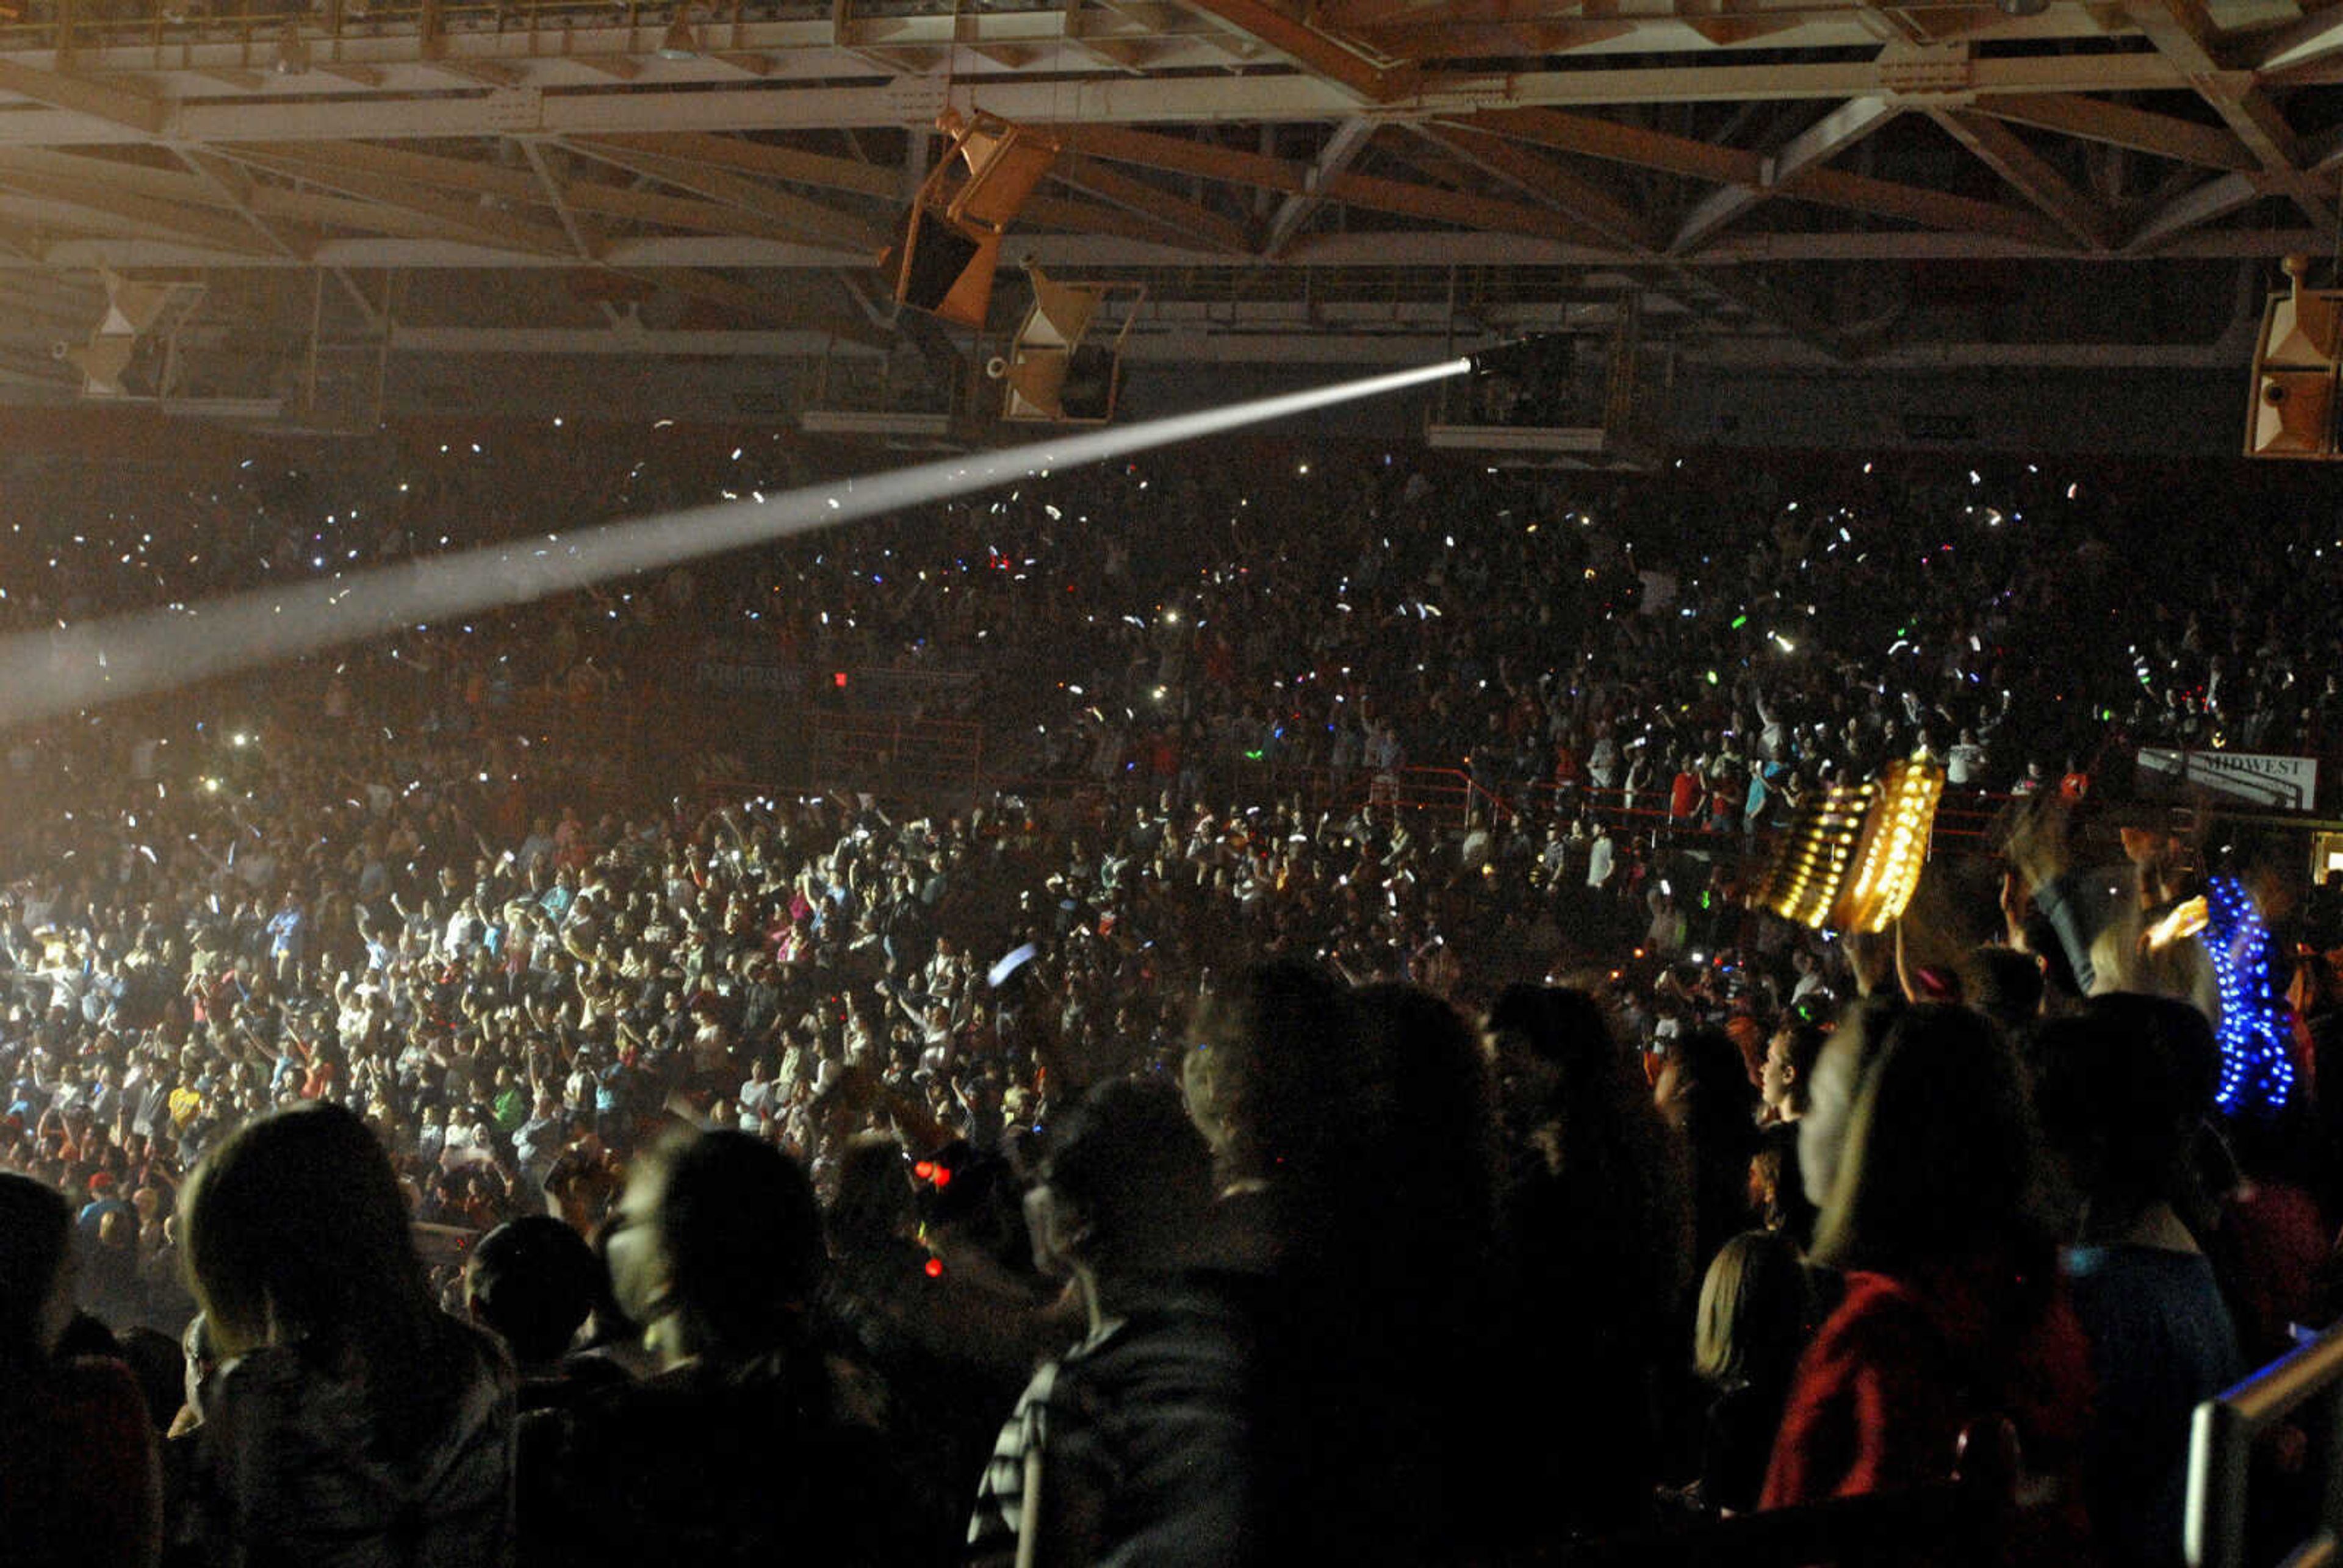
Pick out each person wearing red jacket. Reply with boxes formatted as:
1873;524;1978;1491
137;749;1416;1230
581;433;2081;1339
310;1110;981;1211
1765;1005;2095;1563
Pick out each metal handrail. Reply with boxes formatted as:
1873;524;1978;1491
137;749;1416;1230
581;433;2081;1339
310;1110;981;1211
2187;1319;2343;1568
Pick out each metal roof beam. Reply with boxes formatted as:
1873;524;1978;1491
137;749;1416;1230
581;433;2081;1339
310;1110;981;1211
1322;164;1611;241
369;322;2256;370
550;137;886;252
173;148;320;259
1784;163;2065;246
613;265;890;347
1172;0;1419;101
2123;0;2338;231
0;59;164;135
577;131;897;201
519;139;599;261
1975;92;2255;172
1058;118;1603;242
1054;154;1254;254
1927;106;2119;251
0;165;269;254
0;219;2325;273
1672;93;1900;251
213;145;578;257
1056;123;1315;192
2248;4;2343;71
0;49;2214;153
1261;116;1374;256
1409;120;1658;250
2125;168;2259;251
1021;189;1237;246
1456;104;1763;185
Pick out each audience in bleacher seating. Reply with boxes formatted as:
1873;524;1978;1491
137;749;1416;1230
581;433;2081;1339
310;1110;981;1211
2;442;2342;1565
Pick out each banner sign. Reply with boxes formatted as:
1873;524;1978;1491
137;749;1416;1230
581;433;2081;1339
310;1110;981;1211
696;660;804;698
2136;748;2319;812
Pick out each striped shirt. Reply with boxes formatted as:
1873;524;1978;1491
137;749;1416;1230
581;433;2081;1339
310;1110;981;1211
966;1282;1251;1568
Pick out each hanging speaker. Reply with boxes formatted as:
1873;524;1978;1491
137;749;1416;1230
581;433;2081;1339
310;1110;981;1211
2245;256;2343;458
884;111;1058;330
2266;292;2342;370
996;350;1070;420
989;264;1140;424
1057;343;1119;422
2265;254;2342;369
941;110;1061;232
1023;270;1100;350
887;208;1002;331
2251;371;2335;456
67;336;136;396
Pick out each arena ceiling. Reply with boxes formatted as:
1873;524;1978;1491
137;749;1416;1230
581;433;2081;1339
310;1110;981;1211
0;0;2334;418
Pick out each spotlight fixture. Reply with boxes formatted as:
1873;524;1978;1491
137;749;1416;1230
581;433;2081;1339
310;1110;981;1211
1464;333;1560;376
657;7;700;60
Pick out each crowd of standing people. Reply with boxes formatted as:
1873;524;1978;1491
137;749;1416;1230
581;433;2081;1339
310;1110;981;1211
4;431;2343;1565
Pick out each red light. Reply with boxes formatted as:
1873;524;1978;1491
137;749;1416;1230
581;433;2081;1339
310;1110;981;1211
924;1257;944;1278
832;671;848;689
912;1160;935;1181
931;1166;952;1188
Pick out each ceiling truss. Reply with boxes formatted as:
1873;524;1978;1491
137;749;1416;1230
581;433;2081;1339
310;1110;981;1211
0;0;2326;408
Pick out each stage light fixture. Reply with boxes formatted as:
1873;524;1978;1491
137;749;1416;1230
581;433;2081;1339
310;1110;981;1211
1464;333;1562;377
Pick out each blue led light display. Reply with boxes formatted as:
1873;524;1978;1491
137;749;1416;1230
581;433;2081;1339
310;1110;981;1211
2200;876;2295;1115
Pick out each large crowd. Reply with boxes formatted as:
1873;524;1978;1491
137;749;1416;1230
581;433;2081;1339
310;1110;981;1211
4;430;2343;1567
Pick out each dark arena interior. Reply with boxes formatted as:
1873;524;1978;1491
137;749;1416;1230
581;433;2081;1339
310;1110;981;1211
7;4;2343;1563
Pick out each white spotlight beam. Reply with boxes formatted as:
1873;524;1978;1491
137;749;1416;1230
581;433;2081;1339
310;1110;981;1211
0;358;1471;733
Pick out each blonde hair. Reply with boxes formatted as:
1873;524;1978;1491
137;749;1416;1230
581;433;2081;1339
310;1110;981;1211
1693;1229;1806;1387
